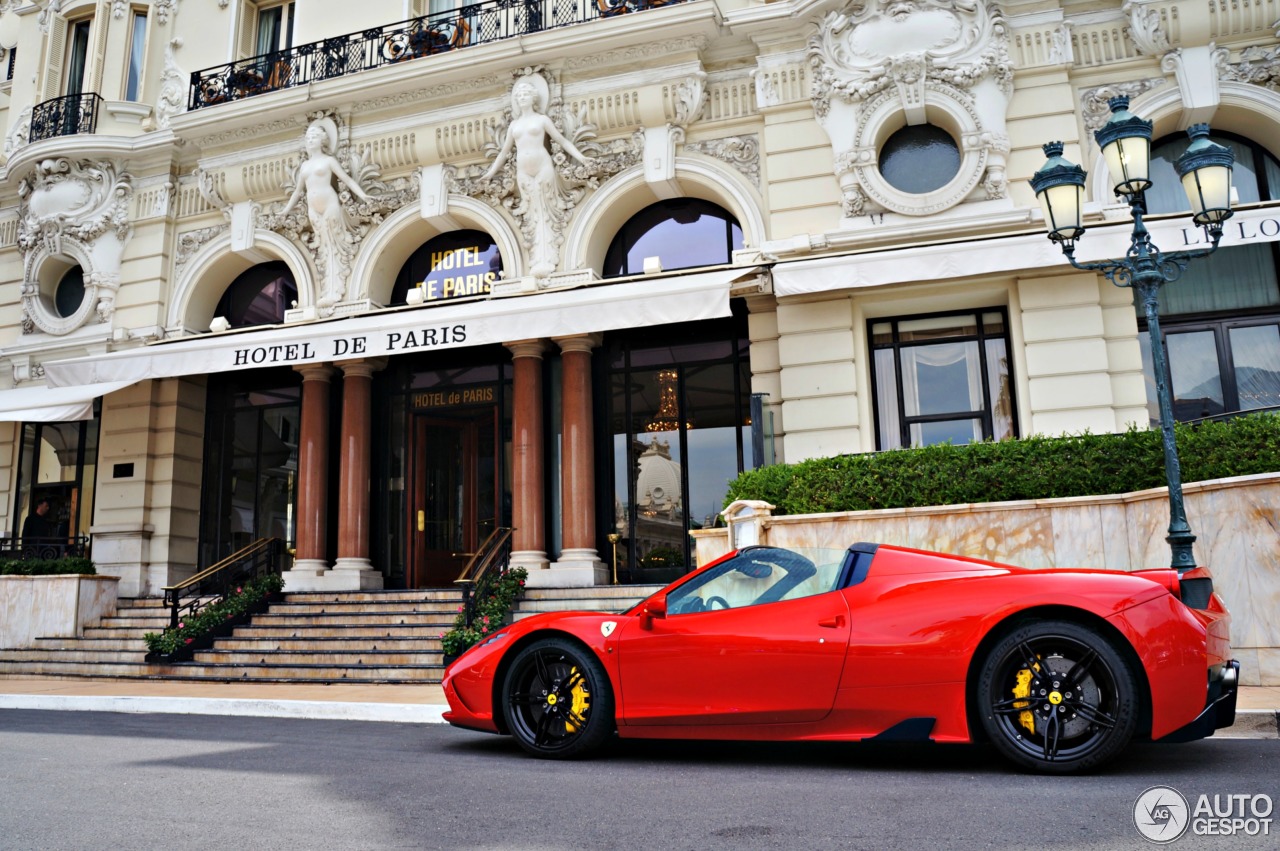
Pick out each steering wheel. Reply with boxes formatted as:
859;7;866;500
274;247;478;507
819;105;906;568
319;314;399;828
705;595;731;610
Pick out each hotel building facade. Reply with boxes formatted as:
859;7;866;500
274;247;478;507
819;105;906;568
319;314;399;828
0;0;1276;605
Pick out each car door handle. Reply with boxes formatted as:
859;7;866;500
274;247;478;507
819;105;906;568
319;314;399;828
817;615;845;629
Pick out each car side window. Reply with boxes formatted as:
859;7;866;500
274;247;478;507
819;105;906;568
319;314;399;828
666;546;849;615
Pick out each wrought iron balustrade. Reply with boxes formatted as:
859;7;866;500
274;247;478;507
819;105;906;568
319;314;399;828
0;535;90;560
28;92;103;142
189;0;686;110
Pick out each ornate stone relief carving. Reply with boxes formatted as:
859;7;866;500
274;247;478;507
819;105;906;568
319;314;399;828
1123;0;1170;57
16;158;134;335
38;1;63;33
1080;78;1167;132
686;135;760;187
258;111;418;314
672;74;708;126
4;106;31;160
450;68;641;280
1221;45;1280;91
809;0;1015;219
155;38;187;130
155;0;178;24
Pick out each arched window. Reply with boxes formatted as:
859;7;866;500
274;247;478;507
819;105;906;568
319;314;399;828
1138;131;1280;420
214;261;297;328
603;199;743;278
389;229;501;305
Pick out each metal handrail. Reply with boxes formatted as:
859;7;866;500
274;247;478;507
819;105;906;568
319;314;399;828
453;527;514;628
188;0;688;110
163;537;285;630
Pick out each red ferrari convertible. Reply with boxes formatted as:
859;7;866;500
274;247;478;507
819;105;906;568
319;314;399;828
442;543;1238;773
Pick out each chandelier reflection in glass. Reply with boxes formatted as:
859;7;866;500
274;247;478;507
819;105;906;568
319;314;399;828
644;369;693;432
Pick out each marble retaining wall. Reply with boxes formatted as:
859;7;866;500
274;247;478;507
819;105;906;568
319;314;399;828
0;575;119;649
691;473;1280;686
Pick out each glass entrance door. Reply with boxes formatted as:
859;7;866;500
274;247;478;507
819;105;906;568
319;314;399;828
409;409;498;587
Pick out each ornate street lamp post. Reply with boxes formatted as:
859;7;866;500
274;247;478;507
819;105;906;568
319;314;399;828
1031;97;1235;573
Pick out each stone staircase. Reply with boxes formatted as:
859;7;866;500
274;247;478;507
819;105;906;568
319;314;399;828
0;584;662;684
512;584;663;619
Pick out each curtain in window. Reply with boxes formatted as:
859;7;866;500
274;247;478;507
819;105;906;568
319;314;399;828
900;341;983;417
1156;245;1280;315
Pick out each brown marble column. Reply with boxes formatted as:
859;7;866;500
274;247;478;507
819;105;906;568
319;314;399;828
506;340;549;574
289;363;334;577
332;357;386;588
550;334;606;585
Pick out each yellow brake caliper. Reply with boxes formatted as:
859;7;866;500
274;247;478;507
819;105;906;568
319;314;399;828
1012;666;1037;734
566;665;591;733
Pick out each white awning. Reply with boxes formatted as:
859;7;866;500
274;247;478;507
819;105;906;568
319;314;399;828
44;269;745;389
773;204;1280;298
0;380;139;422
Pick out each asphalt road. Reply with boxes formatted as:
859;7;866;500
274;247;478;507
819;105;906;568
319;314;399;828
1;710;1277;850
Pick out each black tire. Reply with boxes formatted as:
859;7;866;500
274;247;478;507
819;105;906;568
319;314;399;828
501;637;615;759
976;619;1138;774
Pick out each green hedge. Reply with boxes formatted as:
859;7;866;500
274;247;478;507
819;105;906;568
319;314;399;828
0;557;95;576
725;413;1280;516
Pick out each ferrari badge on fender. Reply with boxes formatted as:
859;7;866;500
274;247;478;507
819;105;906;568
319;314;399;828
600;622;616;638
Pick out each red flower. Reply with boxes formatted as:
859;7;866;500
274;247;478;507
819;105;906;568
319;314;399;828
184;638;194;645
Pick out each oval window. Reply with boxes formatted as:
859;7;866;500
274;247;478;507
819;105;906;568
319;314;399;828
55;266;86;318
879;124;961;194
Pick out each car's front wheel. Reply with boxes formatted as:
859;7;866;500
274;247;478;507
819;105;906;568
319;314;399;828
977;619;1138;773
501;637;614;759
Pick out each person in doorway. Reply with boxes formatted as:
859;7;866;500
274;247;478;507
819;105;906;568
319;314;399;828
21;497;54;540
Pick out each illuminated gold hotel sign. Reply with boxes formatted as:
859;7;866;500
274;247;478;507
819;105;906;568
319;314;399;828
418;245;499;301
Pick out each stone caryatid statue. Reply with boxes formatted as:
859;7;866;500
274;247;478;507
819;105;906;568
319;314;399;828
280;117;373;309
482;75;592;279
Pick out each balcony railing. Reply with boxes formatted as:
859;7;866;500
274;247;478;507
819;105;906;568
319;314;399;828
189;0;684;110
28;92;103;142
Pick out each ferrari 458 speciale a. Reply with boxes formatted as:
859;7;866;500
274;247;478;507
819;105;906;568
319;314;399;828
442;543;1238;773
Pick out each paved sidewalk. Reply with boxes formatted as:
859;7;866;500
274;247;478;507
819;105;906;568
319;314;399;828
1;678;1277;736
0;678;448;723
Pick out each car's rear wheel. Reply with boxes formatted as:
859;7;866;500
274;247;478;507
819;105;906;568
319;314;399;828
501;637;614;759
977;620;1138;774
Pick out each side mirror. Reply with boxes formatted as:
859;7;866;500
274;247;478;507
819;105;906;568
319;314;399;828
640;594;667;627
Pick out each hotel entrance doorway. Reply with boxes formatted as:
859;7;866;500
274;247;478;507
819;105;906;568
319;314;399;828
409;407;499;587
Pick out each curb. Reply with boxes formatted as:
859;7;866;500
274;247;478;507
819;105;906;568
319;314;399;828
1219;710;1280;739
0;694;448;724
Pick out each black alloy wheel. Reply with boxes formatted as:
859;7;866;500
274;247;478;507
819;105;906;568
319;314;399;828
501;637;615;759
977;619;1138;773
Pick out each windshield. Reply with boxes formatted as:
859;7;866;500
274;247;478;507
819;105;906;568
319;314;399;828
662;546;850;614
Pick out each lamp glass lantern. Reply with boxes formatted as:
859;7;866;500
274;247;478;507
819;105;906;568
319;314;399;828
1174;124;1235;226
1094;96;1153;198
1030;141;1086;243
